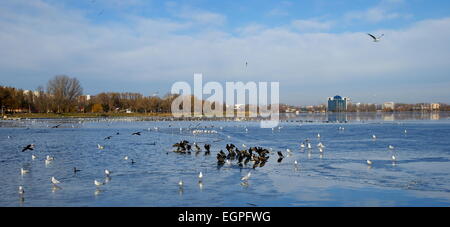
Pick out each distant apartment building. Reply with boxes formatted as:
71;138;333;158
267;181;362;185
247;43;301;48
23;90;40;97
431;103;440;111
327;95;349;112
78;95;92;102
383;102;395;111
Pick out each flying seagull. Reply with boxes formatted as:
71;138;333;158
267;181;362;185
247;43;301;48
368;33;384;42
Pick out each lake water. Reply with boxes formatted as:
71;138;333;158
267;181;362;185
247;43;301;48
1;112;450;207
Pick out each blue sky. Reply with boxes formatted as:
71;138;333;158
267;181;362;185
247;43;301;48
1;0;450;105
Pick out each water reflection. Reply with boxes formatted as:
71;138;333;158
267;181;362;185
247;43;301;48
281;112;449;123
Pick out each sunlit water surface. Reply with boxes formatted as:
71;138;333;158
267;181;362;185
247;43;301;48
1;113;450;207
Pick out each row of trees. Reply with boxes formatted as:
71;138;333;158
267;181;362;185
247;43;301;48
0;75;182;114
1;75;83;114
2;75;450;115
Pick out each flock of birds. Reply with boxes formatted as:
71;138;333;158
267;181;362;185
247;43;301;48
13;119;405;202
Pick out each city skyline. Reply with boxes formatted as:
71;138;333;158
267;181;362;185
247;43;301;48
1;0;450;105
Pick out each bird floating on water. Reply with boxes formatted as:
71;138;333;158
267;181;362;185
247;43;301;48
73;167;81;173
97;144;104;150
19;186;25;195
51;177;61;185
45;155;54;165
20;168;30;175
198;172;203;182
389;145;395;150
105;169;111;176
367;160;373;165
241;172;251;181
372;135;377;140
94;180;105;187
31;154;37;160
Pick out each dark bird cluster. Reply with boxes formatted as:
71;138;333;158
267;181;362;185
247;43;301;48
217;144;271;169
172;140;211;156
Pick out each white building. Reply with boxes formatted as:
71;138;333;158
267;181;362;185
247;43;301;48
383;102;395;110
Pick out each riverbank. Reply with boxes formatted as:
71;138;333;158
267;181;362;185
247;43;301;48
2;112;175;119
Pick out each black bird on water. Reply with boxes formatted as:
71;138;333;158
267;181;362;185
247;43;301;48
52;124;62;128
217;150;226;165
22;144;35;152
276;151;284;163
204;144;211;155
132;132;141;136
104;136;112;140
73;167;82;173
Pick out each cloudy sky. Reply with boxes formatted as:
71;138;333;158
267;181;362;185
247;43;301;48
1;0;450;105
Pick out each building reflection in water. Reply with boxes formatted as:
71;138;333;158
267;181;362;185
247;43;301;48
281;112;448;123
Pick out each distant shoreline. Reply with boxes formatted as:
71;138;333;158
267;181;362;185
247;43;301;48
1;111;448;120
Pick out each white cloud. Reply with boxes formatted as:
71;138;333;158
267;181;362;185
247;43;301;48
344;0;411;23
1;0;450;104
291;19;334;32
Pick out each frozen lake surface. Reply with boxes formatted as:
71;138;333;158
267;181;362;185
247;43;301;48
1;113;450;207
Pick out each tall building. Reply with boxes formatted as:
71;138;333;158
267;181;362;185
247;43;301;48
327;95;349;112
383;102;395;111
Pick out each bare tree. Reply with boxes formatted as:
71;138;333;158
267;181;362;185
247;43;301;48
47;75;83;113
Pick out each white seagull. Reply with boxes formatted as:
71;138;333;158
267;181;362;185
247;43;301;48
51;177;61;185
31;154;37;160
198;172;203;182
104;169;111;176
94;180;105;186
392;155;397;161
20;168;30;175
368;33;384;42
372;135;377;140
389;145;395;150
241;172;251;181
97;144;104;150
19;186;25;195
367;160;373;165
178;180;184;187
